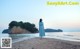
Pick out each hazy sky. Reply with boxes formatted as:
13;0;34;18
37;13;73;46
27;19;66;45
0;0;80;32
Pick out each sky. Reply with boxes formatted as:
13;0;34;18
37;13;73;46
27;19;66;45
0;0;80;32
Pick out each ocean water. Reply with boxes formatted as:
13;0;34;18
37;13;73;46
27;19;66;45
0;32;80;45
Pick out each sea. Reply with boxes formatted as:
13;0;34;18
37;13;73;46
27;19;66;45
0;32;80;46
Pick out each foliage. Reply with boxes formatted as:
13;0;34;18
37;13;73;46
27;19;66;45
9;21;38;33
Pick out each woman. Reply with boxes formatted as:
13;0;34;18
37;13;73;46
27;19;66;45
39;19;45;38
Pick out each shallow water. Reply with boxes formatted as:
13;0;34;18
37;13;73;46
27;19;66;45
0;32;80;44
44;32;80;42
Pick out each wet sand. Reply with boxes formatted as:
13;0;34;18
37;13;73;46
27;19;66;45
0;37;80;49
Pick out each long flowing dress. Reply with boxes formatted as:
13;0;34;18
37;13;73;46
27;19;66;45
39;21;45;38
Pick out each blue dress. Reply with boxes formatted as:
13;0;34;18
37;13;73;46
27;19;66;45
39;21;45;37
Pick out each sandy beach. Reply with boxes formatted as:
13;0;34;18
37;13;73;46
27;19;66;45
1;37;80;49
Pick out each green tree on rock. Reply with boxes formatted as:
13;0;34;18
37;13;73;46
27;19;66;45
9;21;38;33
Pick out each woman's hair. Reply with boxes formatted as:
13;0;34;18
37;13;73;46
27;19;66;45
40;19;42;22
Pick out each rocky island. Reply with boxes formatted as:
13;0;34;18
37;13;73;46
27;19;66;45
45;28;63;32
2;21;38;34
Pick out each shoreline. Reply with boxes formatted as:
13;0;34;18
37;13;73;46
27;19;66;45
11;34;80;44
11;32;80;44
13;37;80;45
